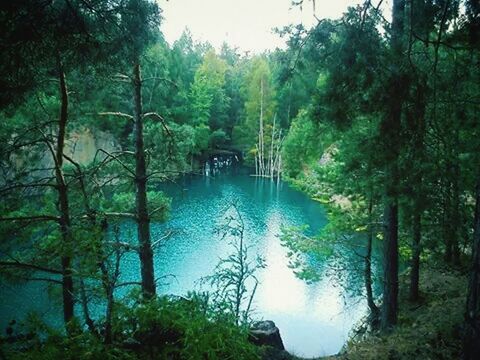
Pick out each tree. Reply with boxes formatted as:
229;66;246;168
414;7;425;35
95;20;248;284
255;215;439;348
378;0;407;330
190;50;230;132
203;204;265;325
240;57;277;175
464;1;480;357
117;0;161;298
0;0;134;325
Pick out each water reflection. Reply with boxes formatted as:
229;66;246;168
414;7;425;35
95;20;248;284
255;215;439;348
148;170;367;357
0;168;369;358
251;206;365;357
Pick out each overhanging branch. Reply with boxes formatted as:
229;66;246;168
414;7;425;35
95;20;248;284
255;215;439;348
98;112;134;121
0;260;62;274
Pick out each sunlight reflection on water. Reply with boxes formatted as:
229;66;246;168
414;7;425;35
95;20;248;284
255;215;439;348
0;169;369;358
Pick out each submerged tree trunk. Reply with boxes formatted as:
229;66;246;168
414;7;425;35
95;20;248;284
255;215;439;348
258;77;265;177
56;55;74;324
464;175;480;359
270;113;276;179
133;62;156;297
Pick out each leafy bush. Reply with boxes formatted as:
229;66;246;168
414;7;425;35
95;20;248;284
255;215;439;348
114;293;260;360
3;293;260;360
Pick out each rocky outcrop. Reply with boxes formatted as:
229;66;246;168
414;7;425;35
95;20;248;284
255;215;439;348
249;320;285;350
66;128;119;165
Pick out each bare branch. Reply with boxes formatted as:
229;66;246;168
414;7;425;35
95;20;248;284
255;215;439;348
115;281;142;288
103;212;137;220
0;215;60;222
0;260;62;274
94;149;135;177
142;77;178;88
142;112;173;137
151;230;174;249
0;181;57;194
98;112;134;121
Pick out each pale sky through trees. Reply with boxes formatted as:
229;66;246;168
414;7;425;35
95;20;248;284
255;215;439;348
158;0;374;53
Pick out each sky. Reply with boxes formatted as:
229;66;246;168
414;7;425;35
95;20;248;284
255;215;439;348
157;0;372;53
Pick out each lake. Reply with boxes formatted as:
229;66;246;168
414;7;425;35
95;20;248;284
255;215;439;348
0;165;369;358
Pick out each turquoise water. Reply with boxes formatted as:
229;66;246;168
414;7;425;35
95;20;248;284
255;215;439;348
121;167;369;357
0;166;370;357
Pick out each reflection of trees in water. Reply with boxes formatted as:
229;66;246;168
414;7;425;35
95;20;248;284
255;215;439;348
281;226;383;310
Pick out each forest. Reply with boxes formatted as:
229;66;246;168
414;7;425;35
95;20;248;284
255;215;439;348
0;0;479;359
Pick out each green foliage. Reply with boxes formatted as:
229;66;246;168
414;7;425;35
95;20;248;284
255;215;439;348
2;1;480;358
105;191;170;222
209;129;229;149
241;57;276;149
114;293;261;360
282;110;323;178
3;294;260;360
190;50;230;130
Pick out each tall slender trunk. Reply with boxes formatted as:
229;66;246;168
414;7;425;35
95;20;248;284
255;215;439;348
445;183;454;262
444;160;460;265
366;195;379;319
98;251;115;344
270;114;276;179
463;6;479;356
409;80;426;302
452;133;461;264
380;0;405;331
410;208;421;301
382;193;399;329
56;55;74;324
133;62;156;297
79;279;96;334
464;175;480;359
259;77;265;177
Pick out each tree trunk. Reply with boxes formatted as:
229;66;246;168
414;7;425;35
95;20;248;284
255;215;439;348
452;137;461;265
56;55;74;324
366;195;379;319
409;208;421;301
79;279;97;334
464;175;480;359
381;195;399;329
104;282;114;344
133;62;156;297
380;0;405;331
270;114;276;179
409;79;426;302
259;77;265;177
445;185;454;262
444;160;461;265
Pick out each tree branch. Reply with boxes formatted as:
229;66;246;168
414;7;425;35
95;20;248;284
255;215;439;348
0;260;62;274
103;212;137;220
0;215;60;222
142;112;173;137
98;112;134;121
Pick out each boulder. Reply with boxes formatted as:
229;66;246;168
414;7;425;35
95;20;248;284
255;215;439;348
249;320;285;350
